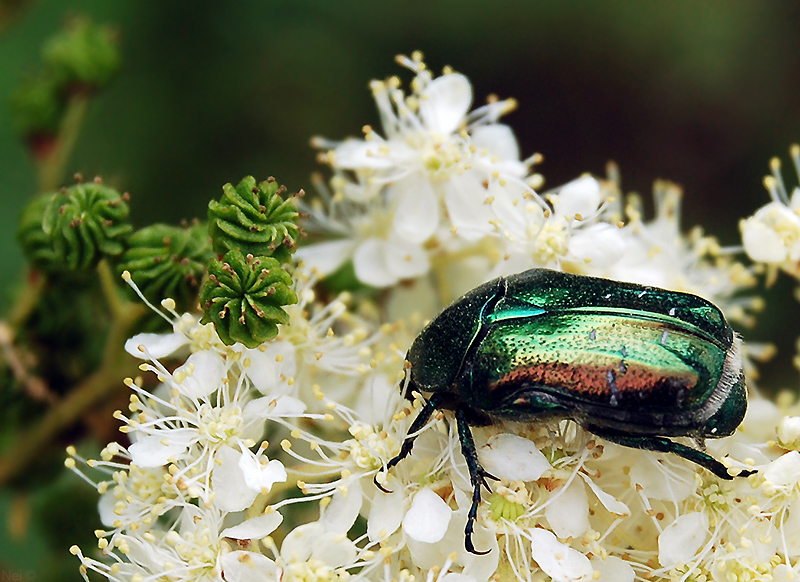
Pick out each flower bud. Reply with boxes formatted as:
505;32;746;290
208;176;302;264
117;222;212;310
42;18;120;92
23;180;133;271
200;249;297;348
777;416;800;449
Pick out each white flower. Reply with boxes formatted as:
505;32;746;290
529;528;594;582
658;511;709;567
402;487;453;543
491;175;625;273
298;51;528;287
478;433;550;482
603;178;761;327
741;145;800;275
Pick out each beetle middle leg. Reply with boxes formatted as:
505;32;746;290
587;425;754;480
455;407;498;555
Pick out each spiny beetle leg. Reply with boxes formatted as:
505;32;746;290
374;393;445;493
456;408;493;555
588;425;753;480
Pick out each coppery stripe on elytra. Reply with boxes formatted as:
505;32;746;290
494;361;698;404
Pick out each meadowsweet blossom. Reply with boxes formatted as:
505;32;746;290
298;51;531;287
741;145;800;278
69;54;800;582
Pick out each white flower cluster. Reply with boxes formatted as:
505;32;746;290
70;53;800;582
741;145;800;280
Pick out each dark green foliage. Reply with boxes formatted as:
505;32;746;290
200;249;297;348
19;181;133;272
42;18;120;91
208;176;302;264
117;221;212;311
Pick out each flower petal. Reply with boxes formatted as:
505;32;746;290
658;511;709;567
545;479;589;539
402;487;452;543
124;332;188;359
567;223;626;268
238;450;287;494
529;528;593;582
764;451;800;487
478;433;550;482
590;556;634;582
741;216;789;263
212;446;259;512
128;435;190;468
579;473;630;516
221;551;279;582
243;341;297;395
295;239;356;277
391;173;440;241
420;73;472;135
552;176;601;220
444;173;495;241
353;238;396;287
333;139;394;171
173;350;226;399
368;479;405;541
222;512;283;540
471;124;520;162
321;481;363;534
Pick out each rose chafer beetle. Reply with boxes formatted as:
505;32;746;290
380;269;751;554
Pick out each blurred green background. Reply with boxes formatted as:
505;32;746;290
1;1;800;579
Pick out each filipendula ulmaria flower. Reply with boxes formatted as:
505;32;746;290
21;179;132;271
298;51;534;288
200;249;297;348
208;176;302;264
740;144;800;280
117;221;212;311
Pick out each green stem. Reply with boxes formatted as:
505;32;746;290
0;301;146;485
97;258;126;319
37;93;89;193
6;272;45;330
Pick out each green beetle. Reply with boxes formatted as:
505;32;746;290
380;269;750;554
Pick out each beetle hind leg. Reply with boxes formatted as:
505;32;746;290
455;408;498;555
587;426;754;480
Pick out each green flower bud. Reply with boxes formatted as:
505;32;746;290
42;18;120;91
9;75;64;140
37;180;133;271
200;249;297;348
18;194;58;268
117;222;212;310
208;176;302;264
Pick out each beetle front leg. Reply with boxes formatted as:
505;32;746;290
588;426;754;480
455;407;497;556
375;392;446;493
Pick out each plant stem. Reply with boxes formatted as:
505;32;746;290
97;259;125;319
0;301;145;485
6;272;45;330
37;93;89;193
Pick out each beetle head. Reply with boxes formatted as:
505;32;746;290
406;277;503;395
